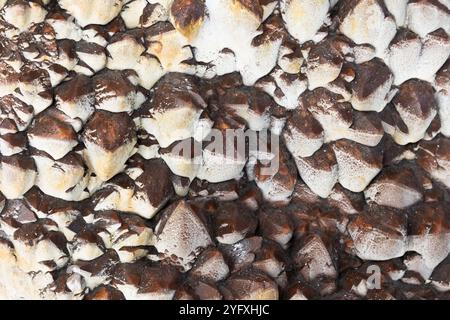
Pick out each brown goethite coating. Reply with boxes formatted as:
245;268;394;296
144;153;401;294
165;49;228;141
220;268;279;300
153;200;212;271
82;110;137;181
1;199;37;227
328;184;365;215
304;36;346;90
84;285;125;300
294;144;338;198
55;75;94;117
283;107;324;161
27;108;78;158
189;247;230;281
364;164;424;209
236;0;264;19
258;207;293;247
252;142;298;204
406;203;450;274
0;94;33;134
93;70;145;113
348;205;408;261
220;86;274;130
349;58;394;112
91;155;174;219
82;111;135;151
430;253;450;292
346;111;384;147
0;132;27;156
0;0;450;300
383;79;438;145
252;239;288;280
332;139;383;192
393;80;437;118
147;73;205;113
352;59;391;98
417;137;450;189
0;153;36;199
131;157;174;207
213;202;257;245
220;236;263;273
136;264;182;299
174;276;223;300
171;0;206;38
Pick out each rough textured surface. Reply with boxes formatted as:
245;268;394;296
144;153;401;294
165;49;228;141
0;0;449;300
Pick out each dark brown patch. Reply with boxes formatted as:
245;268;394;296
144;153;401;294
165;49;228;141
171;0;205;31
82;110;136;151
351;58;391;99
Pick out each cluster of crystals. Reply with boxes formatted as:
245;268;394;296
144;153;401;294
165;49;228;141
0;0;449;300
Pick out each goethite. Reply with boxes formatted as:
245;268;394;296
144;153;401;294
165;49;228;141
0;0;449;300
